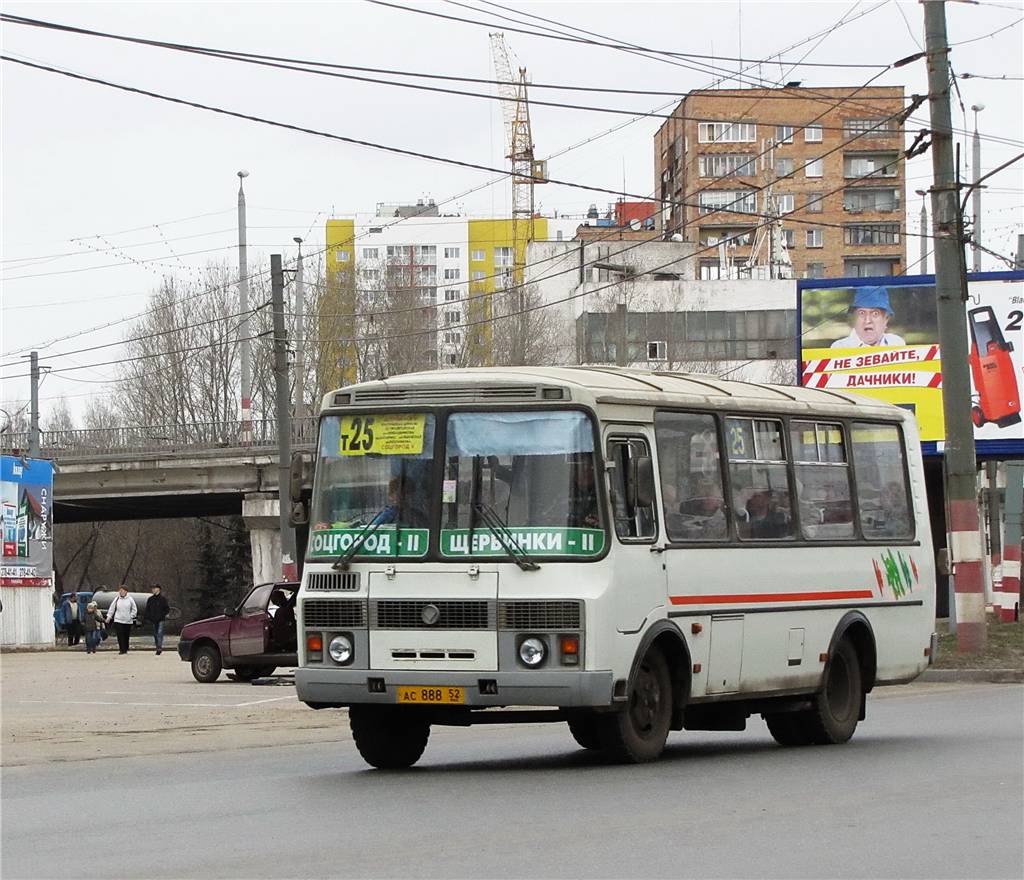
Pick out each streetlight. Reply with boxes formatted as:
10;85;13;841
292;236;306;423
970;103;984;272
237;170;251;444
915;189;929;275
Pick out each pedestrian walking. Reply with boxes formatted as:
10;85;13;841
105;586;138;655
144;584;170;655
60;592;85;646
83;601;106;654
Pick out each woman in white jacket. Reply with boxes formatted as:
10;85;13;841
105;586;138;655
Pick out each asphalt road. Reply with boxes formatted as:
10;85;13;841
3;684;1021;879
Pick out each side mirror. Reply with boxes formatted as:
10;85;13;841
630;455;656;509
289;501;309;527
289;452;306;503
223;607;235;617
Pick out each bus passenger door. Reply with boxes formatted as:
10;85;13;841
604;431;666;634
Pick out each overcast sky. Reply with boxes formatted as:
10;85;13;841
2;0;1022;421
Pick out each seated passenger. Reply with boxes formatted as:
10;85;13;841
746;490;791;539
678;478;727;539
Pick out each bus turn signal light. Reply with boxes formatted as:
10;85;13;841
560;635;579;665
307;634;323;653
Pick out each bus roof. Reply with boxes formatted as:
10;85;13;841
321;367;906;420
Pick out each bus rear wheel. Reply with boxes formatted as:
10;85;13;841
349;705;431;769
765;638;862;747
597;648;673;763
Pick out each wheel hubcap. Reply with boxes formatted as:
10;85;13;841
197;657;210;675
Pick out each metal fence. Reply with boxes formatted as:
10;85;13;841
1;417;319;459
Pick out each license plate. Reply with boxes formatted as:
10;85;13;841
396;686;465;705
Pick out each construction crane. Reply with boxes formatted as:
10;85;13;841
490;32;546;363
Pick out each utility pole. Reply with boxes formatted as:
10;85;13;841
292;237;306;425
924;0;986;652
916;190;930;274
970;104;984;273
28;351;40;458
237;170;252;446
271;255;298;582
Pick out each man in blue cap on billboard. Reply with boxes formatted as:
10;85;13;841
830;286;906;348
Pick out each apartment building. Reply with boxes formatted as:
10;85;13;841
654;86;907;280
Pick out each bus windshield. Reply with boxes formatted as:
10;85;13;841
309;414;435;560
440;410;605;559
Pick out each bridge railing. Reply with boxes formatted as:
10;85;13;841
1;417;319;458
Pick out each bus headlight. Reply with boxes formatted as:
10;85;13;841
329;634;354;664
519;637;546;667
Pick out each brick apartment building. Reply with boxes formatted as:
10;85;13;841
655;86;907;280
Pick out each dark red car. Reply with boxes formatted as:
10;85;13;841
178;582;298;683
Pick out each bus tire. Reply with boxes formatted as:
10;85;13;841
764;711;814;746
596;648;673;763
805;637;863;744
349;705;430;769
566;712;601;750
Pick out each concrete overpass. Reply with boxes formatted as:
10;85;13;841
3;418;317;582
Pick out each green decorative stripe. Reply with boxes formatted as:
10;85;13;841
308;528;429;558
440;527;605;557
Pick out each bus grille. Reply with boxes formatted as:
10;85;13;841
498;601;582;631
306;572;361;592
303;599;366;628
371;600;494;630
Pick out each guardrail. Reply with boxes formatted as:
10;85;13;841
1;417;319;458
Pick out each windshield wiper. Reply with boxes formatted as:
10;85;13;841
332;507;390;571
473;501;540;572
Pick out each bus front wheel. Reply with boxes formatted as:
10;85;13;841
349;705;430;769
597;648;673;763
566;711;601;750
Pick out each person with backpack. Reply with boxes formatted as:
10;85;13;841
105;586;138;655
143;584;170;655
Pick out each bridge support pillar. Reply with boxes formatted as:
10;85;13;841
242;493;283;584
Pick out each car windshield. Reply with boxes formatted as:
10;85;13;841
308;414;435;561
440;410;605;559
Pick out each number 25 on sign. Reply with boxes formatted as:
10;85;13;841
339;416;375;453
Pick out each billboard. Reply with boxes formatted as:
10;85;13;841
1;456;54;587
800;271;1024;454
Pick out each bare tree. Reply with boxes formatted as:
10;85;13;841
44;397;76;433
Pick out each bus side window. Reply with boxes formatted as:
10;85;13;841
607;437;657;541
655;411;727;542
851;422;913;539
791;421;855;540
726;417;794;541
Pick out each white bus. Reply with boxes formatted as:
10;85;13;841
293;367;935;767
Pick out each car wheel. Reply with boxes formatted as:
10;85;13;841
566;712;602;750
596;648;673;763
191;645;222;683
349;705;430;769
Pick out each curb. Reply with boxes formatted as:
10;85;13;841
918;668;1023;683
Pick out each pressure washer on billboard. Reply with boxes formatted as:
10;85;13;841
968;305;1022;429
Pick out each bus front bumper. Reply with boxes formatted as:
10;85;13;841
295;667;615;708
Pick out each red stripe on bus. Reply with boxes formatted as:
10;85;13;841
668;590;876;605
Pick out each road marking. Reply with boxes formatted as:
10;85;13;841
233;695;298;707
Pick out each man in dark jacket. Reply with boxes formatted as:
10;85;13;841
144;584;170;655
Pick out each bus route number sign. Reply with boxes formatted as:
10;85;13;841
339;414;426;456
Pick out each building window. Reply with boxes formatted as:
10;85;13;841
776;125;794;144
443;331;462;345
336;250;350;262
805;158;824;178
806;228;824;248
699;259;724;280
784;228;796;249
647;341;667;361
844;118;897;139
362;268;381;282
444;289;459;302
775;158;795;178
471;271;486;281
844;223;901;245
362;247;379;259
807;193;824;213
494;246;514;267
698;153;757;178
415;245;436;258
698;121;757;143
806;262;826;278
698;190;757;215
804;124;823;143
844;153;899;179
844;259;898;277
445;353;458;366
445;311;461;325
700;228;754;247
443;268;460;280
444;247;460;259
774;194;795;214
843;188;900;213
470;249;485;261
369;226;383;234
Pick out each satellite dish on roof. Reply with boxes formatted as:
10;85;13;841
629;219;642;231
